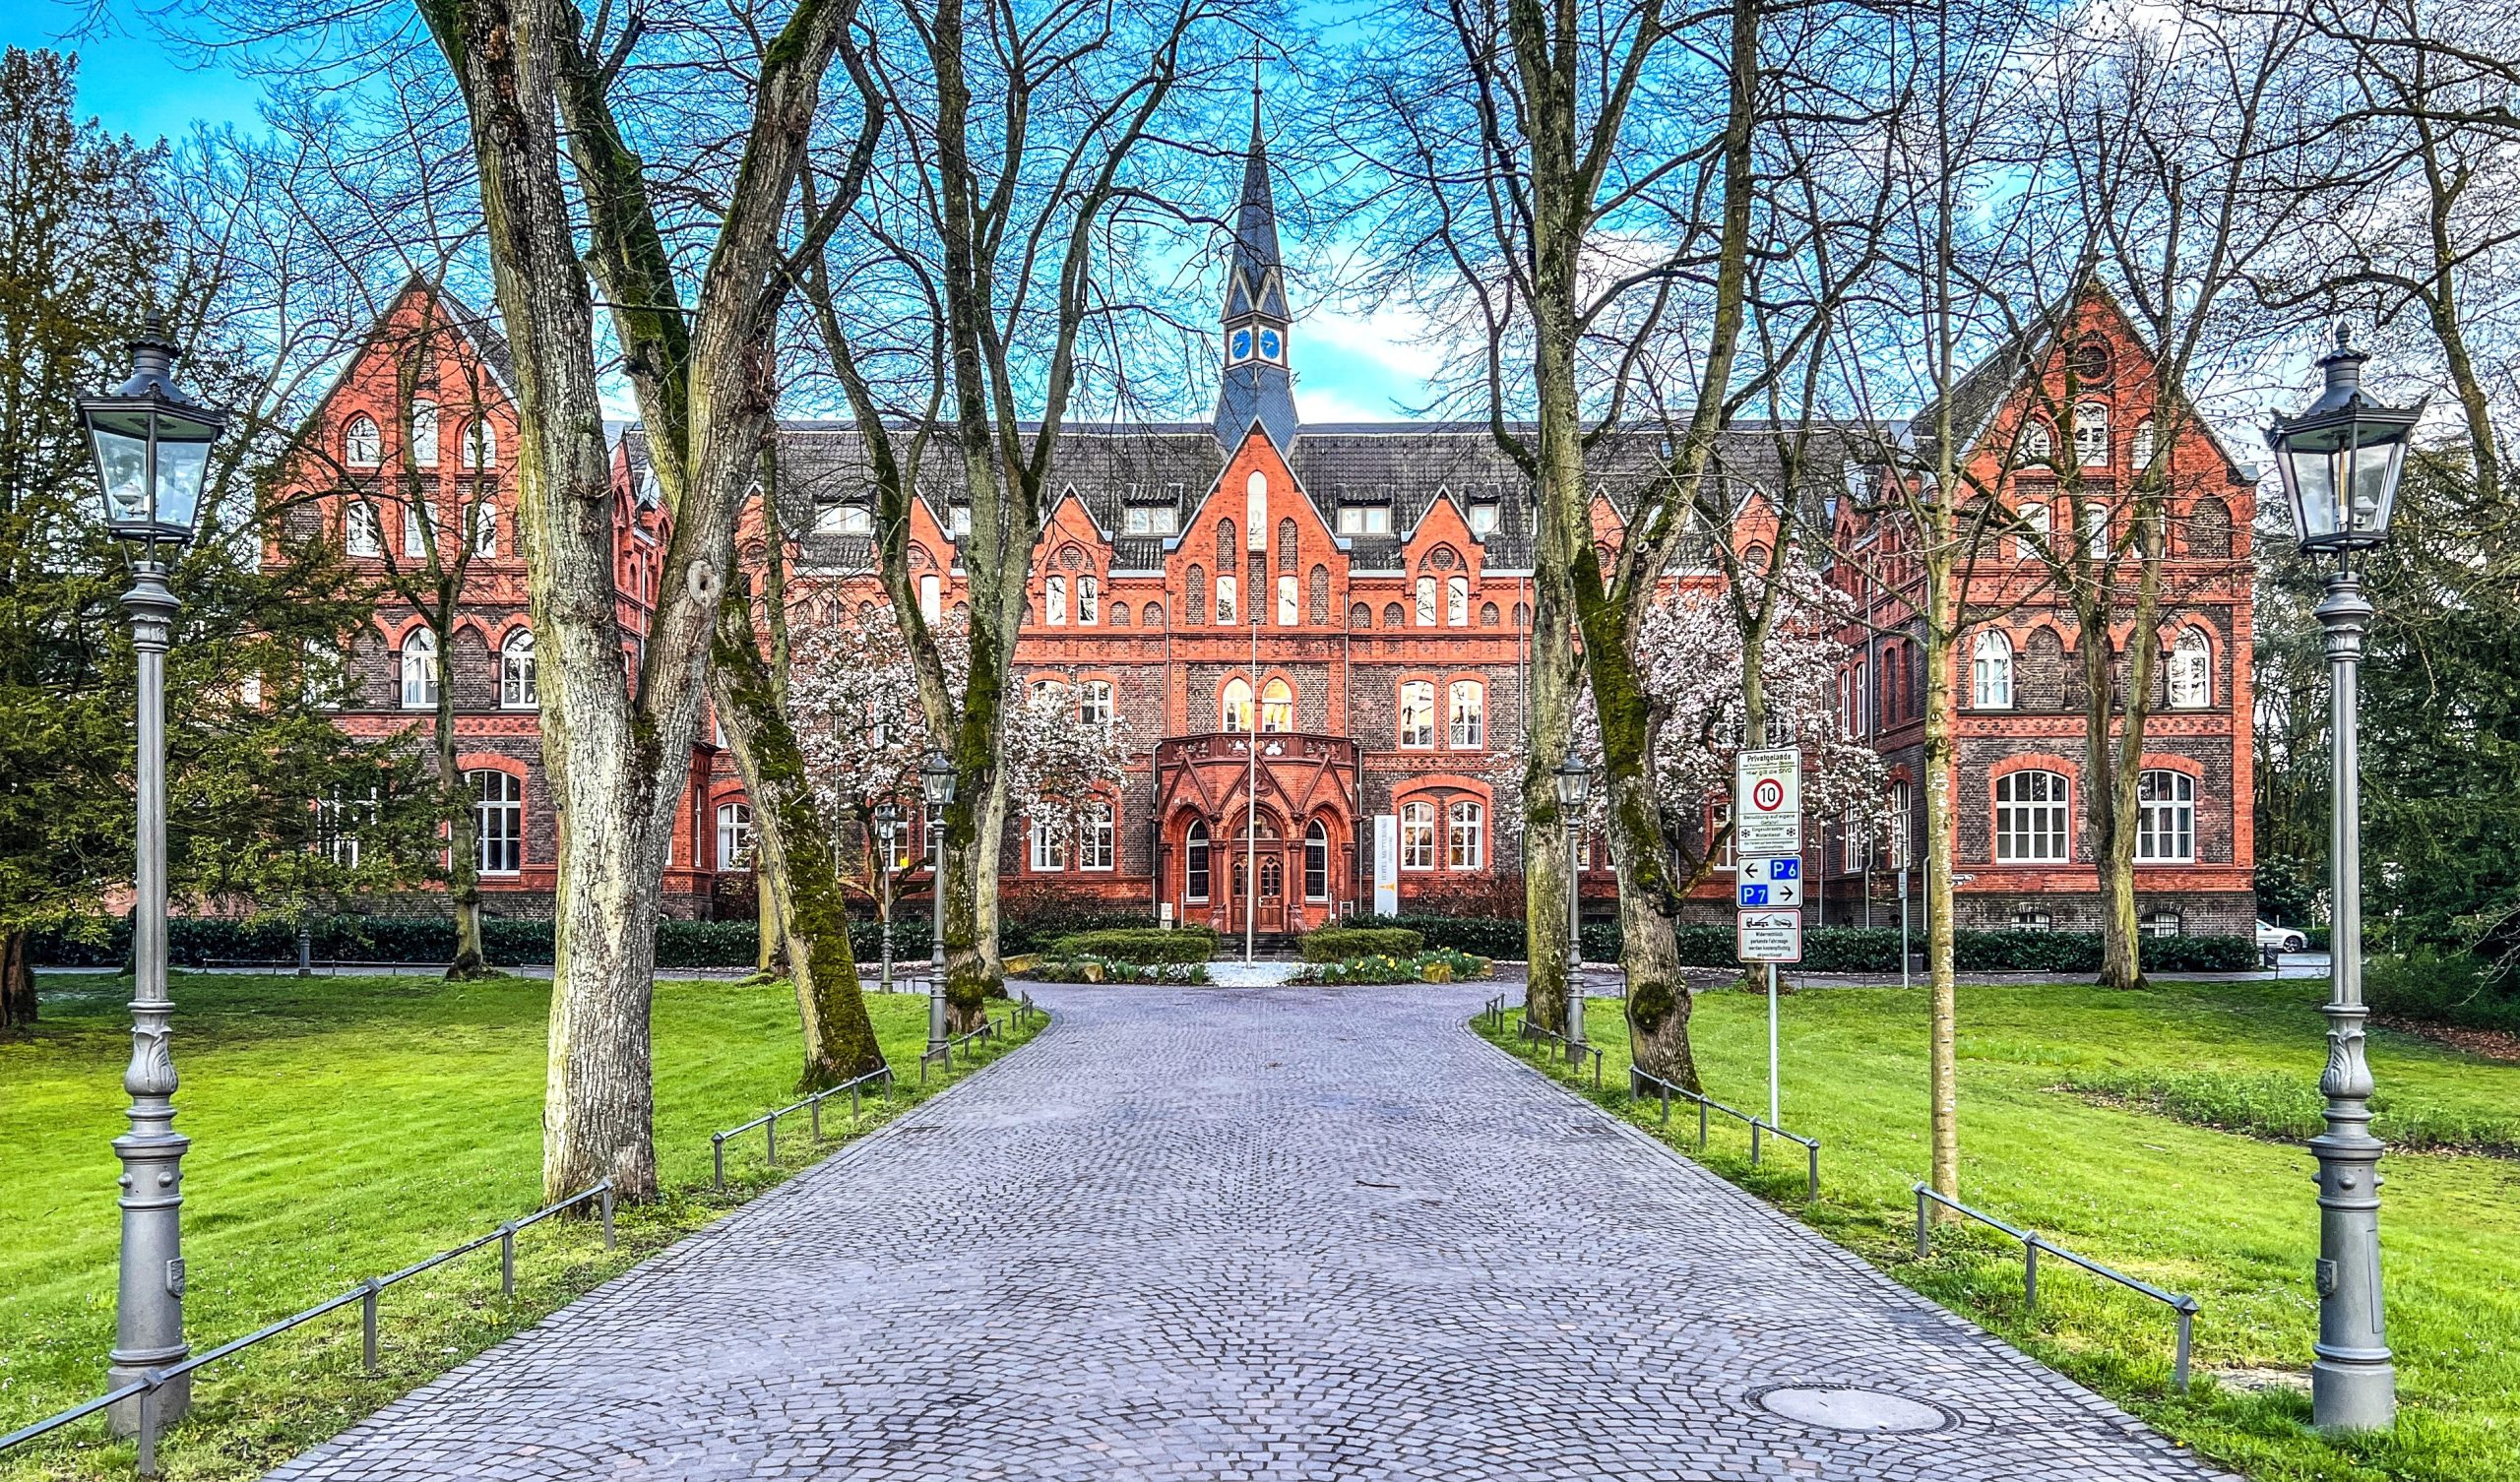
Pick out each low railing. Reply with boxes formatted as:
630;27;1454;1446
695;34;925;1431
0;1182;613;1478
1514;1015;1604;1088
914;994;1042;1082
1480;994;1513;1032
709;1065;897;1192
1913;1184;2198;1390
1629;1066;1820;1202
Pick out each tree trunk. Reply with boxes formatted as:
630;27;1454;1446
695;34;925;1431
1517;241;1585;1039
756;861;791;978
437;622;490;979
1;930;33;1030
711;590;882;1087
1922;560;1961;1211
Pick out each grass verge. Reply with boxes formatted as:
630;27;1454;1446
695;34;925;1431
0;971;1039;1481
1480;979;2519;1482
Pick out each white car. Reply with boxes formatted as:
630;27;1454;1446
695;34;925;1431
2256;919;2307;954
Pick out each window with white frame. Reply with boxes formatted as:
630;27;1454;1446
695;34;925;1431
346;500;383;557
1398;680;1435;748
2073;401;2109;466
1447;801;1483;870
400;628;438;710
1446;575;1469;627
316;788;375;866
1078;574;1100;624
2130;418;2158;471
1338;504;1392;535
1303;820;1329;900
462;419;495;468
1123;506;1176;536
1709;802;1734;869
1995;771;2070;862
815;502;873;536
2013;907;2054;931
2140;909;2182;938
2079;500;2109;558
919;574;941;622
1447;680;1483;749
1261;677;1294;733
471;770;523;874
1415;575;1436;626
1185;821;1211;901
1887;780;1912;868
410;401;439;466
1971;629;2013;710
1277;574;1297;626
1029;814;1066;872
1080;679;1112;737
403;499;438;559
2136;770;2195;862
1215;573;1237;624
1221;676;1252;732
1044;575;1068;625
2169;627;2211;709
500;630;537;709
469;500;497;557
949;505;972;537
1468;502;1498;536
716;801;754;870
345;415;382;467
1399;801;1436;870
2016;501;2050;559
1079;802;1114;871
1842;807;1873;871
2019;419;2053;464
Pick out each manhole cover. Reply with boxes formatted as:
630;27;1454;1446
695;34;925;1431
1752;1385;1954;1434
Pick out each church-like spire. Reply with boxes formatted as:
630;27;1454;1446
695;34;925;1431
1213;63;1298;452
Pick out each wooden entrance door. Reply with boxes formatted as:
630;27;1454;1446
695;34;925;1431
1228;849;1288;936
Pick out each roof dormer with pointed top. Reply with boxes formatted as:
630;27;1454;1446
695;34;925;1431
1213;87;1299;454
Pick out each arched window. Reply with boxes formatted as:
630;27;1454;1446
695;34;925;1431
1143;599;1165;628
2169;627;2211;709
468;500;497;557
920;573;942;621
1077;574;1100;624
1514;601;1531;629
2129;418;2157;471
463;419;496;469
1261;677;1295;733
400;628;438;710
1971;629;2013;710
1415;576;1436;626
716;801;754;870
1217;518;1236;567
1186;565;1208;625
410;401;439;466
2073;401;2109;466
2136;771;2194;862
1044;574;1068;625
1382;601;1405;628
1303;819;1329;901
1398;680;1435;748
1309;565;1330;624
1479;602;1499;628
1221;676;1253;732
345;415;382;467
1109;600;1131;627
1399;801;1436;871
1350;600;1370;628
1447;680;1484;749
500;630;537;709
2018;419;2053;465
470;770;523;874
1278;518;1298;570
1446;575;1469;627
2186;496;2233;560
1185;821;1211;902
1447;800;1484;870
1994;771;2069;862
1079;801;1115;871
2015;501;2050;559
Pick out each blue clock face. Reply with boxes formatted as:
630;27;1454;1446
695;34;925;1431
1258;329;1282;361
1231;328;1253;361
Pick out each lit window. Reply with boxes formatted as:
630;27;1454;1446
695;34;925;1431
1447;801;1483;870
1338;505;1392;535
1400;801;1436;871
1222;676;1252;733
400;628;438;710
345;416;382;467
1995;771;2069;862
410;401;439;466
1446;575;1468;627
1399;681;1435;748
1971;629;2013;709
500;630;537;709
1304;819;1329;900
717;802;755;870
1045;575;1068;626
1447;680;1483;748
1261;678;1294;733
2169;628;2210;709
1415;576;1436;626
2074;401;2109;467
1078;575;1100;624
1185;821;1211;901
346;500;383;557
1079;802;1114;872
471;770;523;875
2136;771;2194;862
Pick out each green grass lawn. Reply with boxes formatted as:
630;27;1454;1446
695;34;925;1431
0;972;1037;1481
1483;980;2520;1482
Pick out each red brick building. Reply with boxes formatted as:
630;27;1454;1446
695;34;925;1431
276;132;2256;938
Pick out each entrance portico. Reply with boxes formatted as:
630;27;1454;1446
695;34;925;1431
1154;731;1358;937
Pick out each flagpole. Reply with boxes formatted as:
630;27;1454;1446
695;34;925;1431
1245;596;1258;962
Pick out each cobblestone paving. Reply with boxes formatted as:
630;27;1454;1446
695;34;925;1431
267;986;2231;1482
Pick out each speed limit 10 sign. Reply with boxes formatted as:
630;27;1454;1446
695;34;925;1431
1733;748;1801;854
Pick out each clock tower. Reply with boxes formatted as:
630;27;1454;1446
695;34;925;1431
1212;91;1299;452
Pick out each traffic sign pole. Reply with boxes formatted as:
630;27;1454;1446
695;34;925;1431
1767;962;1780;1129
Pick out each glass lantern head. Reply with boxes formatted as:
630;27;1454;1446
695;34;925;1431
1552;756;1593;808
79;315;228;547
919;750;958;807
2265;326;2421;554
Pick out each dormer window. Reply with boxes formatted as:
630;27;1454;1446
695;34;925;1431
815;502;873;536
1468;502;1499;537
1123;506;1177;536
949;504;972;538
1338;505;1392;536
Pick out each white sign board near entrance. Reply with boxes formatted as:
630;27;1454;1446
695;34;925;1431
1736;855;1803;908
1373;813;1399;915
1733;748;1802;855
1737;908;1802;962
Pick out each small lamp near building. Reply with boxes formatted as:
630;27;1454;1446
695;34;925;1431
78;314;229;1432
2264;324;2421;1434
1552;756;1593;1044
918;750;958;1055
873;801;898;995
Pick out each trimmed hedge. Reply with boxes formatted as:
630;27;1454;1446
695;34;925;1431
25;913;765;969
1299;926;1424;963
1344;913;2253;974
1045;927;1218;965
2368;949;2520;1033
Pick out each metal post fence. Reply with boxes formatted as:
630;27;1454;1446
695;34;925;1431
1628;1066;1820;1203
709;1066;898;1193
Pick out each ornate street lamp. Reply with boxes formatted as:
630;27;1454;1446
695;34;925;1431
918;750;957;1056
79;315;229;1432
2265;325;2421;1434
1553;756;1593;1044
873;801;898;995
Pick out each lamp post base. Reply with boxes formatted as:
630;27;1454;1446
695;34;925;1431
2311;1356;2396;1433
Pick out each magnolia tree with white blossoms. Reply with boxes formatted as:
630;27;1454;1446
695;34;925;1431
788;608;1133;906
1496;571;1888;898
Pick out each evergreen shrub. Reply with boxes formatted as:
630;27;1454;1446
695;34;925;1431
1045;927;1218;965
1298;927;1423;962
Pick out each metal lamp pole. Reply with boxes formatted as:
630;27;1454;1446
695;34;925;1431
874;802;897;994
1552;757;1592;1044
2266;325;2420;1433
78;318;228;1432
918;752;957;1056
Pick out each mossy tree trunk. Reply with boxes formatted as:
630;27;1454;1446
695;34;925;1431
0;930;32;1030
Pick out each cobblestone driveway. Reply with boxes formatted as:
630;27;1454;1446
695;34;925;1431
268;985;2228;1481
